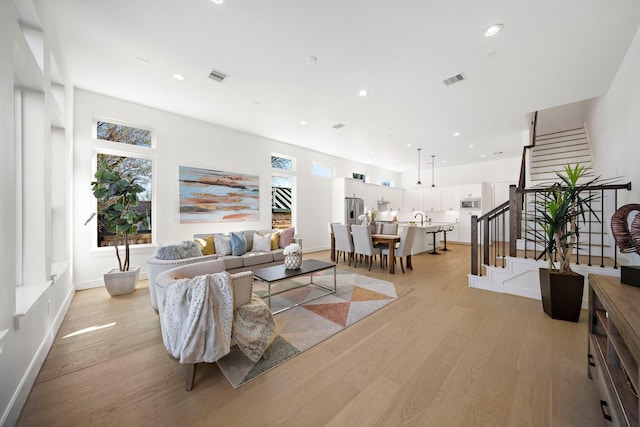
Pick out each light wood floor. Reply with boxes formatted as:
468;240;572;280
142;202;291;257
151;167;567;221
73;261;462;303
18;244;604;426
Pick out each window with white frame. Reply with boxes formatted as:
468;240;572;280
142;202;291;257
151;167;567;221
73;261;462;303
312;162;333;178
271;154;295;172
271;152;296;230
94;119;154;247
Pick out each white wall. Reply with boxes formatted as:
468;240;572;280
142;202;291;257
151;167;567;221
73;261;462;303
399;156;521;191
536;99;593;134
73;89;400;288
1;2;75;425
586;25;640;265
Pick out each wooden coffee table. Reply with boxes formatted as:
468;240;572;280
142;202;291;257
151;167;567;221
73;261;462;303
252;259;336;314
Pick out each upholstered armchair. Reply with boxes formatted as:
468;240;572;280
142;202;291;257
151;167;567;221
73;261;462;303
147;254;219;313
155;259;274;390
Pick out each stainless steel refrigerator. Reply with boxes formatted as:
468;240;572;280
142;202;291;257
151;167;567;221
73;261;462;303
345;197;364;226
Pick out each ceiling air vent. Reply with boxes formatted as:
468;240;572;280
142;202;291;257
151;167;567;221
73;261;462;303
208;68;229;83
332;123;345;129
442;73;465;86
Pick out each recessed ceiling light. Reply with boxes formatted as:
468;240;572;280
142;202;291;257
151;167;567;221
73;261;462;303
305;56;318;65
299;120;307;126
442;160;447;164
370;152;376;155
453;132;461;137
469;144;475;148
483;24;503;37
172;73;185;81
211;0;224;4
136;57;149;65
359;89;369;97
407;143;412;147
480;154;486;158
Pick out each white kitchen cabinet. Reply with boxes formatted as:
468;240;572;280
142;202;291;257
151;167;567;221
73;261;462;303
459;184;482;199
457;210;480;243
344;178;365;199
390;187;403;211
441;185;460;212
404;189;424;212
376;186;392;212
423;187;442;211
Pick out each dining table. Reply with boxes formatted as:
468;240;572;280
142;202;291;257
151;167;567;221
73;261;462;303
330;232;402;274
371;233;402;274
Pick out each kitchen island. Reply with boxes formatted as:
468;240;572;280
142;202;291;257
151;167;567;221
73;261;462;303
396;222;456;255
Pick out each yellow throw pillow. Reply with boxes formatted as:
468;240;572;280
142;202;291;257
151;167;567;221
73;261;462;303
194;235;215;255
271;231;280;250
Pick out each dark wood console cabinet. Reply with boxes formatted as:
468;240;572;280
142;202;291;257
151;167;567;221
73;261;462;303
589;273;640;426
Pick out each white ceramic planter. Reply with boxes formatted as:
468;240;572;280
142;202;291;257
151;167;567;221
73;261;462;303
104;265;140;296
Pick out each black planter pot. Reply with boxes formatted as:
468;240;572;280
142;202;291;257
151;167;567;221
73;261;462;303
539;268;585;322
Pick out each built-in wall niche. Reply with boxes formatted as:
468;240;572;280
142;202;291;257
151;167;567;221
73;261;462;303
20;25;44;74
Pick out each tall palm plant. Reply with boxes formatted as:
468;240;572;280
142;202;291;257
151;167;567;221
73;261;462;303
533;164;601;273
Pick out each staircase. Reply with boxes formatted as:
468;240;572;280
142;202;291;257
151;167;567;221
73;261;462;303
529;126;593;183
524;124;611;258
517;190;615;260
468;118;631;307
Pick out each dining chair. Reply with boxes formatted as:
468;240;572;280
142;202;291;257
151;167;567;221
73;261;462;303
382;226;418;273
373;222;398;252
381;223;398;235
333;224;354;266
351;225;382;271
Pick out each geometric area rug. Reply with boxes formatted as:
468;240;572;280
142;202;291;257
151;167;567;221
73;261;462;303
216;269;413;388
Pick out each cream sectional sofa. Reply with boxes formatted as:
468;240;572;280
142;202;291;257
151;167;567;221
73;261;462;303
146;228;292;313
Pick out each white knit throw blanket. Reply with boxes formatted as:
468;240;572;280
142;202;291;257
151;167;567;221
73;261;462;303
161;272;273;364
162;273;234;364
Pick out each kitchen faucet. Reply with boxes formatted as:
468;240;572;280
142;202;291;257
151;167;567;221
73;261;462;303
414;212;424;226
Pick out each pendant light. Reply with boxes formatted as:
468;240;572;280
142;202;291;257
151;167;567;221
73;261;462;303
416;148;422;187
430;154;436;188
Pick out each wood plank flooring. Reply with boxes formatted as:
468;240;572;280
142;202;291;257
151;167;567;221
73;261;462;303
17;244;605;426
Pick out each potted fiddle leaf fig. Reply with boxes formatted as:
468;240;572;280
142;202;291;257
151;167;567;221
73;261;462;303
92;161;149;296
532;163;601;322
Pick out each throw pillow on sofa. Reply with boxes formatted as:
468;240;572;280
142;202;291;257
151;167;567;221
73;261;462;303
270;231;280;250
253;232;272;252
194;234;216;255
213;234;231;256
155;241;203;260
230;231;248;256
279;227;295;248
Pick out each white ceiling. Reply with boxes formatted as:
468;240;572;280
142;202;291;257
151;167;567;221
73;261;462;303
39;0;640;172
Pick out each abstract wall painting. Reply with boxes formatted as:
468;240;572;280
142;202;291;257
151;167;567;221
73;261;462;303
179;166;260;223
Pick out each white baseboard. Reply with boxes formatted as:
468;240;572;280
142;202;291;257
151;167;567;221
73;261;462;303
1;284;75;427
468;257;621;309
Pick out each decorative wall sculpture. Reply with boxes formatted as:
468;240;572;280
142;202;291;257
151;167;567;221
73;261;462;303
611;203;640;254
179;166;259;223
